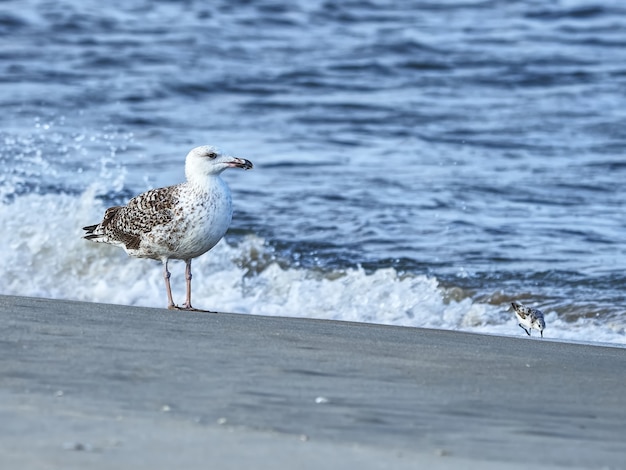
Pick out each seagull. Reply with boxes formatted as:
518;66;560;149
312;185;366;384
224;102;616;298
83;145;253;311
511;302;545;338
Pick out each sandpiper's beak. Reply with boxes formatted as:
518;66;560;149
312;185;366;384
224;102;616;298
228;157;253;170
540;330;543;338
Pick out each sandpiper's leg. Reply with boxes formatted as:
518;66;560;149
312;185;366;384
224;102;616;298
518;324;531;336
163;259;176;309
182;259;193;309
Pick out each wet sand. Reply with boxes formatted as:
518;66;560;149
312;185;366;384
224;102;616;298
1;295;625;469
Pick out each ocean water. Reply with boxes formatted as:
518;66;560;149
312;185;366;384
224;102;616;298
2;0;626;345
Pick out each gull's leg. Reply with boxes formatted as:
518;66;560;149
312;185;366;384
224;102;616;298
175;259;214;313
182;258;193;309
163;258;176;309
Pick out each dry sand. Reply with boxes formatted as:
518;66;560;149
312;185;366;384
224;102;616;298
1;295;625;469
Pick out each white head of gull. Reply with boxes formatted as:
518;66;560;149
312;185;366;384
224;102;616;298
83;145;253;311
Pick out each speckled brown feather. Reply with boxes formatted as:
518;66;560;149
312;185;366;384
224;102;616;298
83;185;181;253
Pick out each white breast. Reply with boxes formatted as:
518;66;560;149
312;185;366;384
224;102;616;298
170;178;233;259
136;176;233;261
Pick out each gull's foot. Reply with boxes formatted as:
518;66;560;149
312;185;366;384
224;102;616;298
168;304;216;313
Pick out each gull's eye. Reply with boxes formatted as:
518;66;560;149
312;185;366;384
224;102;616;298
207;152;217;159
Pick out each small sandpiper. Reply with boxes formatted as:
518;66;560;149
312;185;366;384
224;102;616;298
511;302;545;338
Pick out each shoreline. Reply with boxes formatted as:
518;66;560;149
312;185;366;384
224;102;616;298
1;295;625;469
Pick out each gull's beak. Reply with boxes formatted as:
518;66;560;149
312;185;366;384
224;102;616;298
227;157;253;170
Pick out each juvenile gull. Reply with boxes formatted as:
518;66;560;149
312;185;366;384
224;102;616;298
83;145;253;311
511;302;545;338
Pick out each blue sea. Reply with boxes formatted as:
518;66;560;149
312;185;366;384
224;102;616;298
2;0;625;345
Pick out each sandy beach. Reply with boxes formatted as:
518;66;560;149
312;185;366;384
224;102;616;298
1;294;624;469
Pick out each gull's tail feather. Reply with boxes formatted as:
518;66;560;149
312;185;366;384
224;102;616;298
82;206;123;242
82;224;101;240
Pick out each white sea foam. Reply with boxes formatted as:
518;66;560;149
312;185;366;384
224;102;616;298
1;190;624;347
